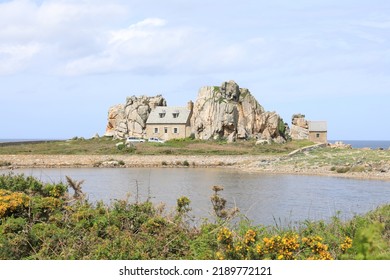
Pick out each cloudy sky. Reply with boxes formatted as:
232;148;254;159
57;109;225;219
1;0;389;140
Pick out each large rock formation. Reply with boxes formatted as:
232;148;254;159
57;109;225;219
190;80;286;142
104;81;287;142
105;95;167;139
289;113;309;140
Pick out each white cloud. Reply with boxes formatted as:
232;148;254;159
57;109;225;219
0;0;126;74
63;16;270;76
0;43;41;74
1;0;389;78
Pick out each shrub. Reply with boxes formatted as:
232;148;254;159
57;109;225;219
116;143;125;150
0;189;30;218
350;165;366;173
336;167;351;173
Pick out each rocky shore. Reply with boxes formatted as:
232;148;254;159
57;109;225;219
0;154;271;169
1;153;389;181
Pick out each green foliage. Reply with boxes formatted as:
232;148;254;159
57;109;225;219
0;173;389;260
176;196;191;214
336;166;351;173
278;118;286;136
116;143;125;150
352;223;388;259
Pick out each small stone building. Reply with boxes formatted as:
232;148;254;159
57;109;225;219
308;121;327;143
145;105;192;140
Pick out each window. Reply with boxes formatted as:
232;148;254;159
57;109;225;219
172;113;179;118
159;113;166;118
316;133;320;138
164;127;168;134
173;127;178;134
154;127;159;134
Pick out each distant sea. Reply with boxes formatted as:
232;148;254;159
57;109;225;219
0;139;60;144
330;140;390;149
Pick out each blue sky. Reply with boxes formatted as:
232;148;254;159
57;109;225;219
0;0;389;140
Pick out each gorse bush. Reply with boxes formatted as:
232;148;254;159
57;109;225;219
0;173;389;260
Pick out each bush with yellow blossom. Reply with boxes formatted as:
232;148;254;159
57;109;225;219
0;189;30;218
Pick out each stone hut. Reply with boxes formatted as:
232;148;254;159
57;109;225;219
308;121;327;143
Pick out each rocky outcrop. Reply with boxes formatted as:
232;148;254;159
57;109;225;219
190;80;286;142
105;81;286;142
328;141;352;149
105;95;167;139
105;104;124;137
289;114;309;140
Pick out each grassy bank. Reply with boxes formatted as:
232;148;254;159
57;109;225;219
0;137;314;156
274;146;390;176
1;173;389;260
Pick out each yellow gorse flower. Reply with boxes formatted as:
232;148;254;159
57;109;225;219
302;235;333;260
244;229;257;245
340;236;353;252
217;227;233;245
0;189;30;218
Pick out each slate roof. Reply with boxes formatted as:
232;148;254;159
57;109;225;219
308;121;327;132
146;106;191;124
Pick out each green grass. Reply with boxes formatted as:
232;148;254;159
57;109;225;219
278;147;390;173
0;138;315;156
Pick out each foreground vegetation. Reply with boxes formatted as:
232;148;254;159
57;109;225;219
1;173;389;260
0;137;314;156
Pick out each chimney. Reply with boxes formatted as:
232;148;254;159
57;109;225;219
187;100;194;113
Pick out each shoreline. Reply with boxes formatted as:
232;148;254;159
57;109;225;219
1;154;389;181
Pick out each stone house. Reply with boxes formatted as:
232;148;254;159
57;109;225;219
145;104;193;140
308;121;327;143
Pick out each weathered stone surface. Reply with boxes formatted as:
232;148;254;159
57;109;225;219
105;81;286;142
290;124;309;140
190;80;286;141
105;104;124;137
256;139;271;145
105;95;167;139
289;114;309;140
329;141;352;149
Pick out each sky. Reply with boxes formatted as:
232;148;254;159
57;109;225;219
0;0;389;140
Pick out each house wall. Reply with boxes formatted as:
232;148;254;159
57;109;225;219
145;124;191;140
309;131;327;143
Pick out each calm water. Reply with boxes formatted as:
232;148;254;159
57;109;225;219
3;168;390;226
330;140;390;149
